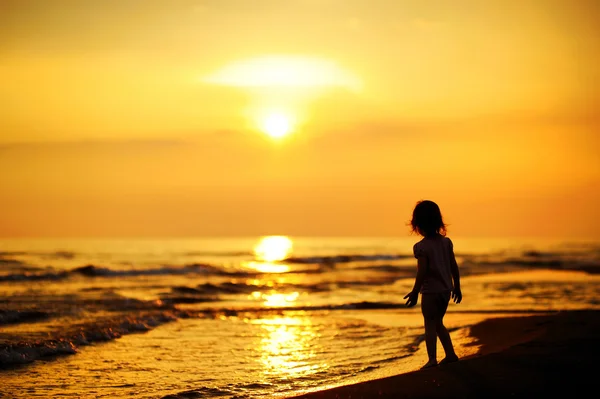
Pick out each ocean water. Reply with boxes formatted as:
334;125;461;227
1;236;599;399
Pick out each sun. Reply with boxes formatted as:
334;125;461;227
261;112;293;139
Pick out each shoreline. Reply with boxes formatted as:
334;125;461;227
286;309;599;399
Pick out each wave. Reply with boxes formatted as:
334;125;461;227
0;258;43;274
0;271;69;282
0;258;416;283
0;302;406;369
0;263;245;282
0;252;29;257
182;251;251;257
2;300;403;369
161;278;407;305
161;386;240;399
161;382;278;399
196;302;407;318
70;263;237;277
0;310;49;325
460;259;600;275
0;290;563;371
0;309;185;368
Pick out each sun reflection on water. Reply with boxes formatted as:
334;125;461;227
251;316;324;378
251;291;300;307
246;261;290;274
247;236;293;274
254;236;293;262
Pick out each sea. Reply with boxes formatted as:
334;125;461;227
1;236;599;398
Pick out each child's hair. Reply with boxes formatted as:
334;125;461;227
410;200;447;237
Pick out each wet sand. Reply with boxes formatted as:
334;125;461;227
287;310;600;399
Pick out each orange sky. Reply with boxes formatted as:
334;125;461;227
1;0;599;238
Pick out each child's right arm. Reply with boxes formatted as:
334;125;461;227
449;239;462;303
404;254;427;307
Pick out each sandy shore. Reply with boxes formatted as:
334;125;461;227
286;310;600;399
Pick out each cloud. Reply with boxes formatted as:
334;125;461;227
201;55;362;92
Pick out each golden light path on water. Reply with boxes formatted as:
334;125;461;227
248;236;325;378
252;315;324;379
247;236;299;308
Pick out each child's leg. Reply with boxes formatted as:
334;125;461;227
435;292;459;363
423;316;438;364
436;320;458;361
421;294;440;367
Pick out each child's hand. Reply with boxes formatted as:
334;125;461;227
452;288;462;304
404;291;419;307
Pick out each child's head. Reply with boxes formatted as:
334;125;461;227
410;200;447;237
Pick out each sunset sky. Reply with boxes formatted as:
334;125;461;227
1;0;599;238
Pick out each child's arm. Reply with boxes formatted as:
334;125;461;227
449;241;462;303
404;255;427;307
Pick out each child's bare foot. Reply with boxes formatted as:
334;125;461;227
439;355;459;365
420;360;438;369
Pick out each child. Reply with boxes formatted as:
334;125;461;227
404;200;462;369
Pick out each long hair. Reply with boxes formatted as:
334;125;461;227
410;200;447;237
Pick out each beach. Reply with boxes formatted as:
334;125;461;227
287;310;600;399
